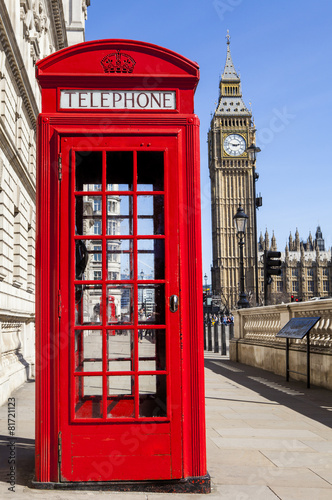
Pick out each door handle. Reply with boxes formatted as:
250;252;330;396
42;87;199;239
169;295;179;313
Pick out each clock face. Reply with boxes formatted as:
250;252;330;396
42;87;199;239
224;134;246;156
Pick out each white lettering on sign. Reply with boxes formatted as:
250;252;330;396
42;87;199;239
60;90;176;110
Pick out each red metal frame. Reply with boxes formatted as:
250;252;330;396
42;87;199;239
35;39;207;488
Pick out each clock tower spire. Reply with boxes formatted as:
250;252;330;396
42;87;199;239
208;34;258;310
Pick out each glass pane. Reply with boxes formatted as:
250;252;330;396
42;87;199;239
82;376;103;396
75;379;103;419
75;240;102;281
108;375;134;396
138;330;166;371
107;285;133;324
75;196;102;236
139;375;167;417
108;330;134;371
75;151;102;191
107;196;133;236
137;239;164;280
75;285;102;325
106;151;133;191
75;330;103;372
138;285;165;324
137;195;164;235
107;239;133;280
107;380;135;419
137;151;164;191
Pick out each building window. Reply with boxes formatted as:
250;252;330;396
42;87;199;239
94;221;102;235
276;281;283;292
292;268;299;277
94;271;102;280
109;271;119;281
292;281;299;292
307;269;314;277
308;281;314;293
323;268;329;277
323;281;330;292
93;245;102;261
93;199;101;213
108;200;116;213
107;220;117;235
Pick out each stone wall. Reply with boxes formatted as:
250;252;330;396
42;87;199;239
230;298;332;390
0;0;89;406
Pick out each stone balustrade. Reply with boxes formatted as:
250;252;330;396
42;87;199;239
230;298;332;390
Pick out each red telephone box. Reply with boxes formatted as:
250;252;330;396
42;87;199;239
34;39;209;492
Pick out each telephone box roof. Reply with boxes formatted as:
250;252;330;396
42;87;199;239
36;39;199;89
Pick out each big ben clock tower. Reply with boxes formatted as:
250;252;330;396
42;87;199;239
208;33;258;311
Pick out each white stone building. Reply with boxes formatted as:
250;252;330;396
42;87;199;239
0;0;90;405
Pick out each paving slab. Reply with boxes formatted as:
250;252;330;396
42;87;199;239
1;353;332;498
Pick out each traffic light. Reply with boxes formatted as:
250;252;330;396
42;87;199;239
263;250;282;306
264;250;282;283
291;295;294;302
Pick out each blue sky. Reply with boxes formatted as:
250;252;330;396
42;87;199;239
86;0;332;280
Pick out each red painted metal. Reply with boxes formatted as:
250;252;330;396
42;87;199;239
35;39;207;488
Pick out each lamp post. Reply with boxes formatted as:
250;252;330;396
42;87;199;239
233;204;250;309
246;143;261;306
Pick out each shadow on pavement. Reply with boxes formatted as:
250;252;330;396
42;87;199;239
0;435;35;487
204;356;332;429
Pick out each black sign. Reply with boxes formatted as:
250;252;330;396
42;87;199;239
276;317;320;339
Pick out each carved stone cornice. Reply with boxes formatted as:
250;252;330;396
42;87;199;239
0;0;39;130
49;0;68;50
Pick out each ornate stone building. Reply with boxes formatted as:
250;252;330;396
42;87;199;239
258;227;332;304
0;0;90;405
208;34;258;312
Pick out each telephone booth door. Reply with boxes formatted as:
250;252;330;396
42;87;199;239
59;134;182;481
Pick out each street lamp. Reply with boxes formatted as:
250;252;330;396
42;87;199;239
233;204;250;309
246;142;261;306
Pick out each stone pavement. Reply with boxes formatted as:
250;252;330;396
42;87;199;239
1;352;332;499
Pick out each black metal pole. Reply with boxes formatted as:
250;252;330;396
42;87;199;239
252;164;259;306
307;334;310;388
221;323;226;355
238;237;250;308
286;338;289;382
208;321;212;351
214;323;219;353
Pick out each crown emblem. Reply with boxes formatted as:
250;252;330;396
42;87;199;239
101;51;136;74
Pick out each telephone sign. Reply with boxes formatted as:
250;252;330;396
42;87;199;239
34;39;209;493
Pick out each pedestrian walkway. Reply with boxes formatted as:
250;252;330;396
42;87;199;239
1;353;331;499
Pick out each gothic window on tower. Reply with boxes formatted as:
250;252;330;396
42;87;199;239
323;281;330;292
308;281;314;293
292;281;299;293
307;269;314;277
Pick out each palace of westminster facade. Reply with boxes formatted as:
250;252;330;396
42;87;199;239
208;35;332;311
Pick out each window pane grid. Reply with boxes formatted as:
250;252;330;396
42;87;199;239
73;149;167;421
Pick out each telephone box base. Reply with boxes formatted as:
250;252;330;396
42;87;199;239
31;474;211;494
